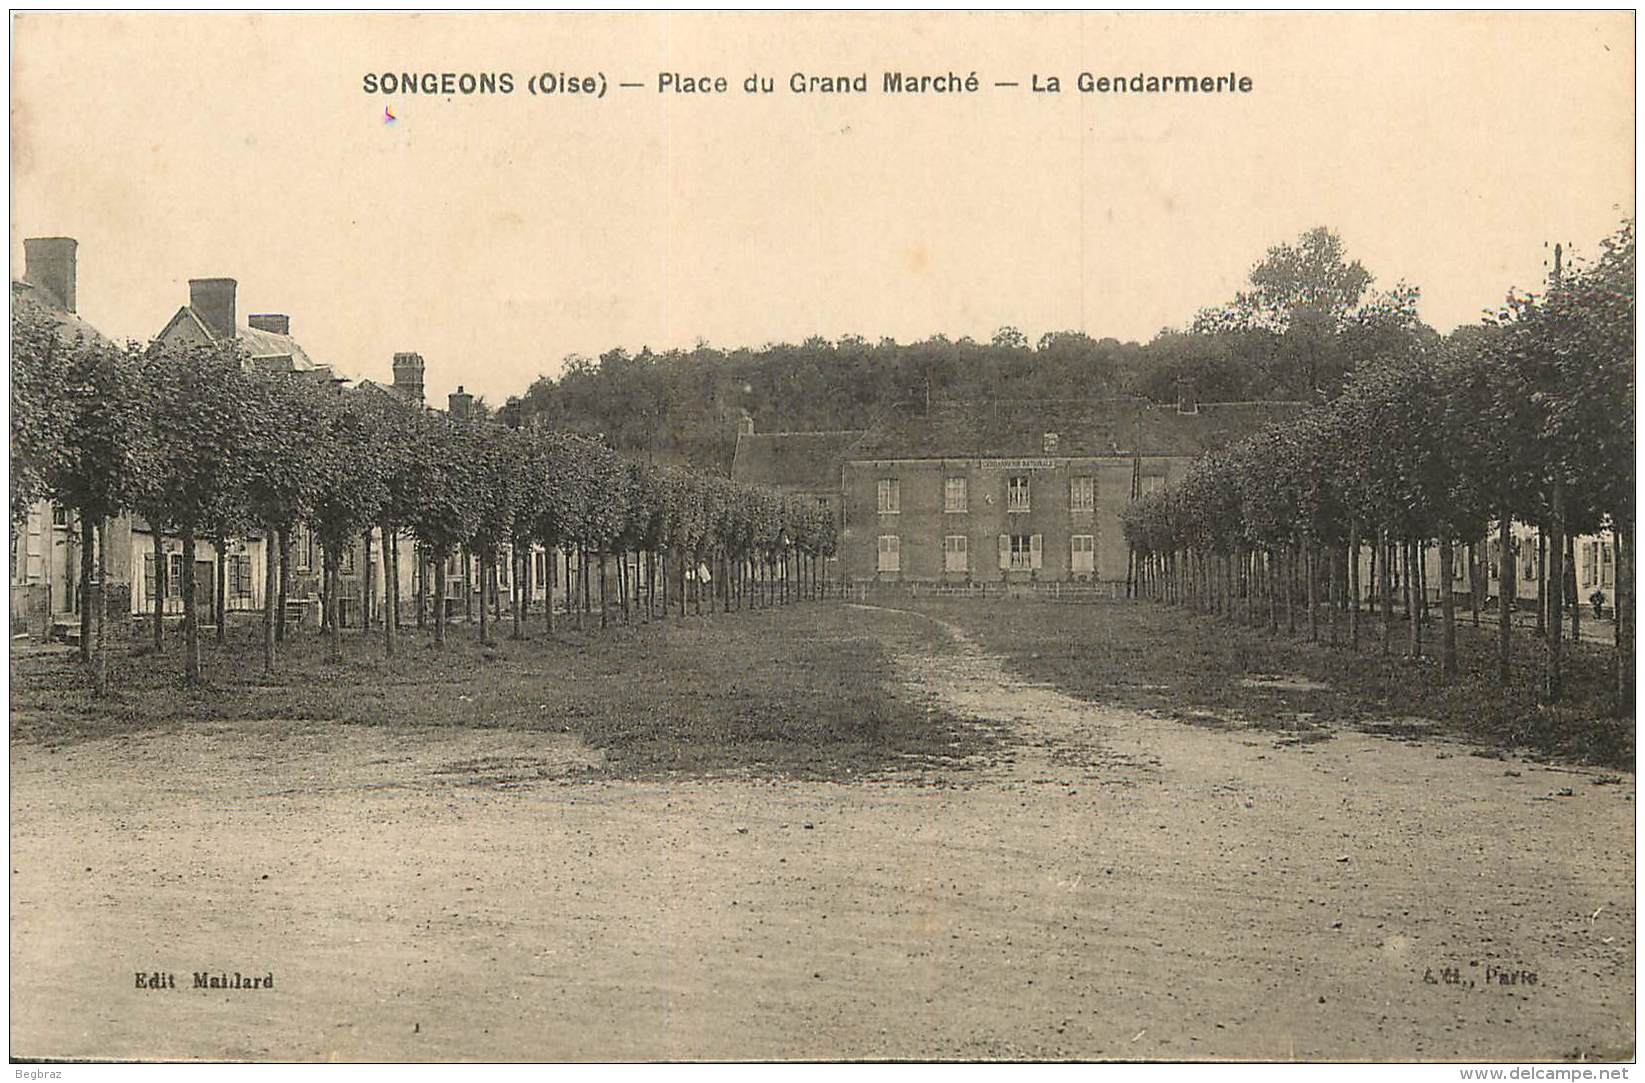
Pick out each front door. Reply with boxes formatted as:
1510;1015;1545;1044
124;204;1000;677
195;560;214;620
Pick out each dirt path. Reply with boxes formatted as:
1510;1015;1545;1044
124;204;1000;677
10;607;1636;1062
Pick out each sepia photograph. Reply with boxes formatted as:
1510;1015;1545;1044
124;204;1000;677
6;9;1637;1067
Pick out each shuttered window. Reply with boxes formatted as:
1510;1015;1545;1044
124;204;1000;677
877;535;900;572
943;535;968;572
1002;534;1041;570
1007;476;1031;512
1071;534;1095;573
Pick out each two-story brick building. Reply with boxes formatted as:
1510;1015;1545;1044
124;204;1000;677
839;399;1308;585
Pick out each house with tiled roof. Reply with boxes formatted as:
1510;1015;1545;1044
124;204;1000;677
9;238;111;635
154;277;341;383
729;415;866;533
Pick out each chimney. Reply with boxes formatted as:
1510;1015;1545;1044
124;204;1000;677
23;237;77;312
247;313;289;335
448;385;473;420
188;278;237;340
738;411;755;437
393;352;426;404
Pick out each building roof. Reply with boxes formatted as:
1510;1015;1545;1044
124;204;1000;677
156;305;325;374
10;280;113;346
847;398;1307;460
730;429;869;489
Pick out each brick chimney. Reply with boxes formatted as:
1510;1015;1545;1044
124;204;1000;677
247;313;289;335
23;237;77;312
393;352;426;404
189;278;237;340
738;411;755;437
448;385;473;420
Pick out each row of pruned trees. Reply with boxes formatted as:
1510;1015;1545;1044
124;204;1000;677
1120;221;1634;710
9;316;838;688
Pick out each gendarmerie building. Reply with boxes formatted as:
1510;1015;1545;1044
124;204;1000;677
734;396;1306;586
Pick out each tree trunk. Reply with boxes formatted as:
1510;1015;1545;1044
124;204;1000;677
182;527;201;684
599;548;610;629
617;548;629;623
478;551;490;646
1567;532;1580;647
78;509;94;663
462;546;473;623
549;539;562;632
434;547;448;645
1399;539;1412;624
327;549;345;662
277;529;291;642
1535;528;1547;637
215;537;227;645
1349;523;1361;651
1616;523;1631;714
1407;538;1421;660
1545;488;1565;701
390;531;401;631
1439;535;1457;677
1497;516;1515;685
153;532;167;652
1473;539;1487;625
263;523;278;673
1306;543;1319;643
512;546;525;640
1417;540;1429;627
361;530;374;635
382;524;398;658
1378;528;1393;656
93;519;109;696
416;544;427;630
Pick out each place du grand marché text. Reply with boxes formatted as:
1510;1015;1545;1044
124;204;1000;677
360;68;1256;98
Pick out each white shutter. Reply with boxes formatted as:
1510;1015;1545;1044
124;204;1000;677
1030;534;1043;570
998;534;1010;570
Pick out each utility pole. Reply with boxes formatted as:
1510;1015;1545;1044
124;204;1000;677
1545;241;1567;700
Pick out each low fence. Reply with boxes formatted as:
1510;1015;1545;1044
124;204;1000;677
831;580;1127;604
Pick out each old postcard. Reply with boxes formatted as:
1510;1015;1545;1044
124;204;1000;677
8;10;1636;1067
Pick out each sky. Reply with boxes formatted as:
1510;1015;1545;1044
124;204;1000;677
10;11;1635;405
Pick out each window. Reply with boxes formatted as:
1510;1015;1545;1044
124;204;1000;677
944;476;968;513
999;534;1042;571
50;506;67;527
1071;534;1095;574
1070;476;1095;512
534;551;547;586
144;553;156;602
876;535;900;572
1007;476;1031;512
1522;551;1535;582
168;553;183;597
1043;432;1059;453
816;496;830;508
1138;475;1166;497
234;556;253;599
877;478;900;515
1584;541;1599;586
943;535;968;573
